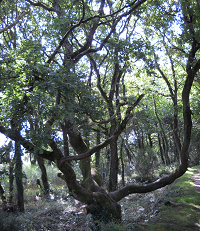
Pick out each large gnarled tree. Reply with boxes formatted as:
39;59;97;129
0;0;199;225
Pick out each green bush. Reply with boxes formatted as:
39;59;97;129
135;148;157;178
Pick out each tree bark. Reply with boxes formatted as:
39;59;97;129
0;182;7;210
14;140;24;212
153;94;170;164
37;156;49;195
158;133;165;164
120;139;125;187
9;159;15;204
162;136;170;165
95;130;100;168
109;140;118;191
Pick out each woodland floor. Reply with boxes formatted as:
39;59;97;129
193;168;200;194
0;187;166;231
0;167;200;230
144;167;200;231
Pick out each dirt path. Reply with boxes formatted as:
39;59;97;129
193;168;200;193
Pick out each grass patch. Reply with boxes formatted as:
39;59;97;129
147;165;200;231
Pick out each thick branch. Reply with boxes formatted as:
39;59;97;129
154;54;174;100
110;82;192;202
47;0;146;64
78;102;127;129
45;91;61;128
110;77;193;201
60;135;115;164
46;0;85;64
110;164;187;202
0;125;54;161
48;139;63;160
74;21;117;62
60;94;144;163
110;41;200;202
109;63;121;101
193;59;200;74
25;0;55;12
0;11;30;33
88;55;108;102
113;94;145;139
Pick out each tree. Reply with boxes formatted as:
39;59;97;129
0;0;200;227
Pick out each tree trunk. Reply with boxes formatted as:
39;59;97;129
14;141;24;212
58;119;121;226
109;140;118;191
57;159;122;229
61;123;70;157
148;133;153;148
4;141;14;203
0;182;7;210
158;133;165;164
120;139;125;187
173;108;182;162
95;130;100;168
153;94;170;164
9;159;15;204
162;136;170;165
37;156;49;195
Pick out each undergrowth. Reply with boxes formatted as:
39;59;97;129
0;164;200;230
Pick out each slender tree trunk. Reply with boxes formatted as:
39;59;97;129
37;156;49;195
4;141;14;203
30;153;37;165
196;133;200;165
158;133;165;164
162;136;170;165
61;123;70;157
95;130;100;168
138;135;142;149
120;139;125;187
148;133;153;148
108;116;119;192
141;130;145;148
173;107;182;162
0;182;7;210
109;140;118;191
124;144;132;161
137;132;145;149
9;160;15;203
153;94;170;164
14;141;24;212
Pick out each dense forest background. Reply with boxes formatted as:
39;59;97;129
0;0;200;229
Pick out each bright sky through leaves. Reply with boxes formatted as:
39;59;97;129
0;134;7;147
